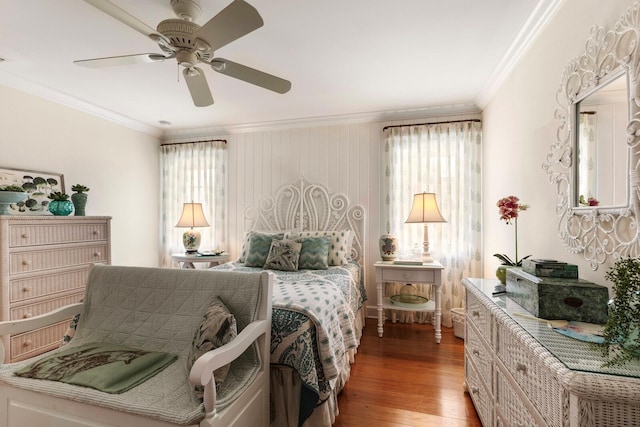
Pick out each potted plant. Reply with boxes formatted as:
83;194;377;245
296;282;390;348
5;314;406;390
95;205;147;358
71;184;90;216
494;195;531;284
0;185;28;215
48;191;73;216
599;257;640;367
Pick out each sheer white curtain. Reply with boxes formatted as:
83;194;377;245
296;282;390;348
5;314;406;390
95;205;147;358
160;140;227;266
383;121;483;327
578;112;597;202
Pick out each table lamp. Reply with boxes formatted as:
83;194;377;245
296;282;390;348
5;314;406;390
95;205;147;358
405;192;446;262
176;202;209;253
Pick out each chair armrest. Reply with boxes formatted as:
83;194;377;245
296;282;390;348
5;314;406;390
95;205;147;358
0;303;84;363
189;318;270;414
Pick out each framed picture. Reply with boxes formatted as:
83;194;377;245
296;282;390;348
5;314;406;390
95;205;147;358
0;167;65;215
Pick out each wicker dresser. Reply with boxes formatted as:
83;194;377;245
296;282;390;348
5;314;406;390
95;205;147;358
0;216;111;363
463;277;640;427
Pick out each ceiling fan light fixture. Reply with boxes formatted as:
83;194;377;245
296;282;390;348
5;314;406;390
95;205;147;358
210;61;226;72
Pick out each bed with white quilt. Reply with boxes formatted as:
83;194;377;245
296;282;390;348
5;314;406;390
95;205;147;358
213;178;366;427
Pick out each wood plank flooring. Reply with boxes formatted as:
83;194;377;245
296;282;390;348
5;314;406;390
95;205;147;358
333;318;482;427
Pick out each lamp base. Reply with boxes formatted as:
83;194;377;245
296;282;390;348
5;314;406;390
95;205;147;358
182;229;202;253
421;252;434;263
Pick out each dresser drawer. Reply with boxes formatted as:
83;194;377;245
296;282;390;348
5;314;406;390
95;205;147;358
496;317;564;426
9;223;108;247
11;292;84;320
495;366;540;426
10;244;108;274
10;320;70;362
465;354;493;427
466;291;492;346
465;321;492;390
381;268;436;283
10;268;90;303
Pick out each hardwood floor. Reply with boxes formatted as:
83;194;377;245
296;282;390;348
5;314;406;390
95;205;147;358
333;317;482;427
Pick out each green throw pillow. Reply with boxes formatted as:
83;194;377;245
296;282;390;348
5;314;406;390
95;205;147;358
297;236;331;270
244;232;285;267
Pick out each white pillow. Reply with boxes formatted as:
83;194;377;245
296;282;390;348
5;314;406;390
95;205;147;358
291;230;353;266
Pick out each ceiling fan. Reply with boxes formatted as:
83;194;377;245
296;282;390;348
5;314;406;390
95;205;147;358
76;0;291;107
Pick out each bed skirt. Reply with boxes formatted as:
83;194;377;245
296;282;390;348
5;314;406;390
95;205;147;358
270;308;364;427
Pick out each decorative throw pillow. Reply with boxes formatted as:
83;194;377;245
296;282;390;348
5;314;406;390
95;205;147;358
264;239;302;271
238;231;285;263
297;236;331;270
244;232;286;267
188;297;238;399
295;230;353;266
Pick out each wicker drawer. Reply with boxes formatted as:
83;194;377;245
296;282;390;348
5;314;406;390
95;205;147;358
10;291;84;320
465;354;493;427
495;366;540;426
10;320;70;362
9;244;108;274
465;320;492;390
9;223;108;247
381;268;436;283
496;317;564;426
10;268;89;303
466;291;492;345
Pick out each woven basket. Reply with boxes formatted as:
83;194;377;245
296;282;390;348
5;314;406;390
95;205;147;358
451;308;465;339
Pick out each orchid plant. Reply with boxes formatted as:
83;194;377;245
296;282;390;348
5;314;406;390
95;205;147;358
494;195;531;266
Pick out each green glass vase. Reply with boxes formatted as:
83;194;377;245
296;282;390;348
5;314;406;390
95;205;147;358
71;192;88;216
49;200;73;216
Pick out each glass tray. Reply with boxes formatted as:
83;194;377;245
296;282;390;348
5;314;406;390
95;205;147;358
390;294;430;309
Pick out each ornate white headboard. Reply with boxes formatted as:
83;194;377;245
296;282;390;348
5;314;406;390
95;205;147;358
244;177;366;262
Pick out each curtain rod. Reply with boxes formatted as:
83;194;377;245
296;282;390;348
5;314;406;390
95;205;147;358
161;139;227;146
383;119;481;131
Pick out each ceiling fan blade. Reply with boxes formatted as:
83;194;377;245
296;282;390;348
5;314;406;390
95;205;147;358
183;67;214;107
74;53;169;68
83;0;166;42
210;59;291;94
196;0;264;52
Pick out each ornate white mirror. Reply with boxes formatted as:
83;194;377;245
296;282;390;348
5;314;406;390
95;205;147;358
543;2;640;270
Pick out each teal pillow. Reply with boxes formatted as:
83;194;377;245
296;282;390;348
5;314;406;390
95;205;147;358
244;232;285;267
264;239;302;271
297;236;331;270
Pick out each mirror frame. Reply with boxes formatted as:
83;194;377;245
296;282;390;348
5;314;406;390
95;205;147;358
543;1;640;270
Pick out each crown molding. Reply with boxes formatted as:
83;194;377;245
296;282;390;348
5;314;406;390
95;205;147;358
161;103;481;141
0;70;161;137
475;0;563;108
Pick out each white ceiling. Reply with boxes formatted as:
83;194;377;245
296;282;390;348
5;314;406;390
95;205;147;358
0;0;558;136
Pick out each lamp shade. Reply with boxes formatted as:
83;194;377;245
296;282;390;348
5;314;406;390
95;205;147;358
176;202;209;228
405;193;446;223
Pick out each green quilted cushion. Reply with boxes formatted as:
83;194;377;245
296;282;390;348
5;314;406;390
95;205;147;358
297;236;331;270
264;239;302;271
244;232;285;267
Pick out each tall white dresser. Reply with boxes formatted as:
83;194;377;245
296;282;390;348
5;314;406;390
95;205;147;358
0;216;111;363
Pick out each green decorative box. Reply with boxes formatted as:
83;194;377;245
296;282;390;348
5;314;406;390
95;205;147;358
522;258;578;279
506;268;609;324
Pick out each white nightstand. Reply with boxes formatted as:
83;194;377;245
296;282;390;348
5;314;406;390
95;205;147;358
171;252;230;269
374;260;444;343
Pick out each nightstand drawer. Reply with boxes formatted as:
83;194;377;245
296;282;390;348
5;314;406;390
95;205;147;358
382;268;436;283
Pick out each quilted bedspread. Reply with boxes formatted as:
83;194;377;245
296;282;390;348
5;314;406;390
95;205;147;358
212;261;366;407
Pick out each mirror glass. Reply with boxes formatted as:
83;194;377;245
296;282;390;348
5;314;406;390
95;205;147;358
575;73;629;207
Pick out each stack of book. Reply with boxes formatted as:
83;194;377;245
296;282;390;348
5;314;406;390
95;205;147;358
522;258;578;279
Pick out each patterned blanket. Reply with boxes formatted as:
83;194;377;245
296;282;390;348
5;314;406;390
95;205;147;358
212;261;366;412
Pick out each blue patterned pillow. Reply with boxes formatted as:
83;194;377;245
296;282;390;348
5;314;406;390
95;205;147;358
238;231;287;263
244;232;285;267
297;236;331;270
264;239;302;271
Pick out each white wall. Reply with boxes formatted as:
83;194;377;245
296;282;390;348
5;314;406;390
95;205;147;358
482;0;633;286
0;84;161;267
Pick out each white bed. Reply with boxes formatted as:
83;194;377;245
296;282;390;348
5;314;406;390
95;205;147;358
214;177;366;427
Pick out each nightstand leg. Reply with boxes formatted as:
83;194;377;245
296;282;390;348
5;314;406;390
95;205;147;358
435;284;442;343
377;280;384;337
